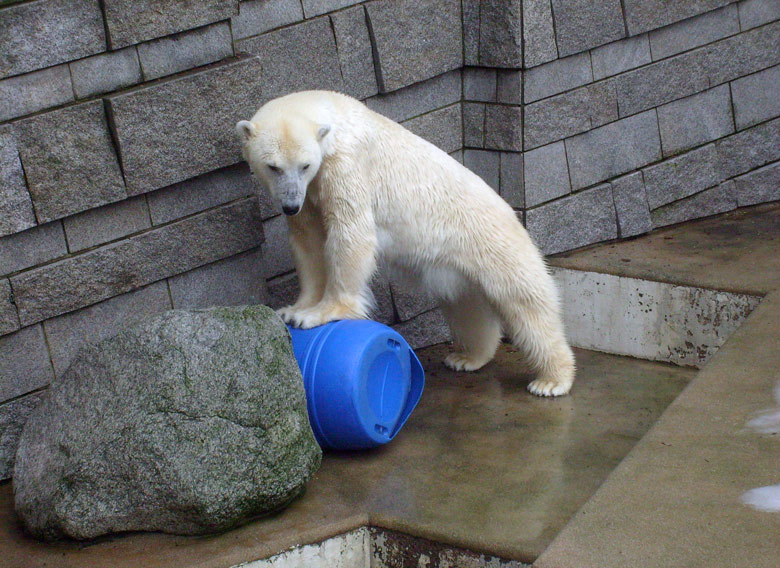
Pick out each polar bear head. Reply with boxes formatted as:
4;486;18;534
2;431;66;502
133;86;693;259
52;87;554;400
236;98;333;217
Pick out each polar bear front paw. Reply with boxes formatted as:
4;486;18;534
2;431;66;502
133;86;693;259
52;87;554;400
443;352;490;372
527;378;572;397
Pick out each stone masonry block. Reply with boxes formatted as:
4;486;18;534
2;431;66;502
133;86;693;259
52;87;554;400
463;150;500;191
496;70;522;104
15;100;126;223
623;0;732;36
649;4;739;61
734;161;780;207
643;144;720;209
0;0;105;79
43;281;172;377
102;0;238;49
148;163;261;225
331;6;380;100
657;84;734;157
524;142;571;207
566;110;661;190
390;275;438;322
523;0;558;68
0;128;35;238
0;325;54;402
739;0;780;31
704;20;780;85
550;0;625;57
464;68;497;102
1;391;45;480
70;47;142;99
366;70;461;123
591;34;652;81
365;0;462;92
11;199;264;326
610;171;652;238
463;0;480;66
462;102;485;148
0;279;18;337
392;308;451;350
0;65;73;122
478;0;522;68
524;80;618;149
525;52;593;103
63;196;151;253
402;104;462;154
266;273;299;311
484;105;523;151
731;64;780;130
137;21;233;81
236;17;345;98
716;117;780;180
0;222;67;277
168;248;267;311
526;184;618;255
261;215;294;279
500;152;524;208
232;0;304;40
107;56;265;195
303;0;362;18
651;181;736;228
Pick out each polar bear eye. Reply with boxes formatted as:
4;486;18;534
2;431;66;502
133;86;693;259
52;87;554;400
267;164;282;174
302;164;310;171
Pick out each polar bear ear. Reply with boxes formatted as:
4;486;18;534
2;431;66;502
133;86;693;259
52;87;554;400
317;124;334;154
317;124;331;141
236;120;256;141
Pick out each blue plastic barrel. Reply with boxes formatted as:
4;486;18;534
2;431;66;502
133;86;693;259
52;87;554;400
287;320;425;450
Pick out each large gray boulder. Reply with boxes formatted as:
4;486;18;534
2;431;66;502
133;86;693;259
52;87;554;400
13;305;321;541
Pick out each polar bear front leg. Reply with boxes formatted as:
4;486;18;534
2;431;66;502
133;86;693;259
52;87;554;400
286;210;377;329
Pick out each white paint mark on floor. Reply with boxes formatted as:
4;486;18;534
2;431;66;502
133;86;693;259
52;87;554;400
741;484;780;513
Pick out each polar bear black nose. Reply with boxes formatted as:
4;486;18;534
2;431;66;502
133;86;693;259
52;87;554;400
282;204;301;216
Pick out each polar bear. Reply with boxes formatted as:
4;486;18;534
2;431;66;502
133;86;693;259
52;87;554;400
237;91;575;396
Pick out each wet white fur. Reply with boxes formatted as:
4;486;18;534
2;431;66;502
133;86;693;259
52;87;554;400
238;91;575;396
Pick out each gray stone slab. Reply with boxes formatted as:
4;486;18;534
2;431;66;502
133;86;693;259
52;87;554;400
0;391;44;480
484;104;523;151
496;70;522;104
70;47;142;99
265;272;298;311
525;52;593;103
566;110;661;190
63;197;150;253
463;0;480;66
0;279;18;337
392;308;450;349
658;84;734;157
550;0;625;57
716;117;780;180
231;0;304;40
500;152;524;208
0;0;105;79
739;0;780;30
402;104;462;154
0;222;67;277
464;68;497;102
365;0;462;92
366;70;461;122
0;65;73;122
0;325;53;402
102;0;238;49
261;215;294;279
478;0;522;67
651;181;737;228
15;100;126;223
462;102;485;148
731;64;780;130
137;21;233;81
303;0;362;18
524;79;618;149
0;128;35;238
623;0;732;35
591;34;652;81
649;4;739;61
704;19;780;84
610;171;652;238
107;56;265;195
370;265;395;325
524;142;572;207
169;248;267;311
390;275;438;322
643;144;721;209
331;5;380;100
11;199;264;326
523;0;558;68
734;161;780;207
148;163;261;225
526;184;618;255
43;281;171;377
463;150;500;191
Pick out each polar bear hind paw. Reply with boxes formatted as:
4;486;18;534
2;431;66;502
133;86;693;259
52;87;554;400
443;352;490;372
527;378;572;397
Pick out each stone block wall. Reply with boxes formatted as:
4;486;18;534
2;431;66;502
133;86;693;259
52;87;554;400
1;0;778;479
